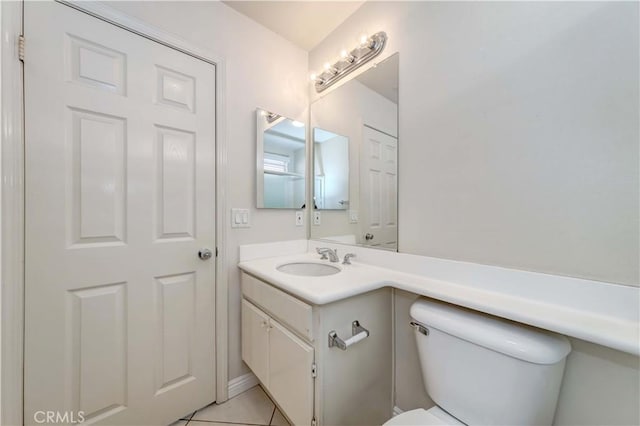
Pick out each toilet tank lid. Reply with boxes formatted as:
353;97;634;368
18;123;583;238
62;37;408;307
410;298;571;364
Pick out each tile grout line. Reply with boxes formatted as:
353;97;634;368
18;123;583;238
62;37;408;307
268;406;276;426
181;411;197;421
187;387;275;426
187;420;272;426
184;409;197;425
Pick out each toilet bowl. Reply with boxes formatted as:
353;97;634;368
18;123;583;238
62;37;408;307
384;298;571;426
385;407;462;426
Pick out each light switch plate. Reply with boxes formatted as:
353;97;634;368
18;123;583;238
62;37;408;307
313;211;321;225
295;211;304;226
349;210;359;224
231;208;250;228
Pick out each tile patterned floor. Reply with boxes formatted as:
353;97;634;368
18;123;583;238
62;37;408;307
169;385;291;426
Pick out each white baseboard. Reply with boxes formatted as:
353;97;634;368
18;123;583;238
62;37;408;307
393;406;404;417
227;372;259;399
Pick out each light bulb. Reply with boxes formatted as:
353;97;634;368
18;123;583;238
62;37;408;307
341;48;355;63
324;62;331;70
309;73;317;81
359;34;368;45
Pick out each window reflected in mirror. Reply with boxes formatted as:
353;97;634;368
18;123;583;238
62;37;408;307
256;108;306;209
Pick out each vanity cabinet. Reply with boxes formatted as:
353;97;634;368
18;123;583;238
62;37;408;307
241;299;314;426
241;300;270;384
241;272;392;426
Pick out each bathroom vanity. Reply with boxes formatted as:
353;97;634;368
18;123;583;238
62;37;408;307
238;240;640;426
240;271;392;426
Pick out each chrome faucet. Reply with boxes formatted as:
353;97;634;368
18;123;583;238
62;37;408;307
316;247;339;262
342;253;356;265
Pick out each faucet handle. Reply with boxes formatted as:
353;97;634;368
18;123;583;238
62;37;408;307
316;247;329;260
317;247;339;262
342;253;356;265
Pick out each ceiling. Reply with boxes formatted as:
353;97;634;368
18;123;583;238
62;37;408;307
222;1;365;51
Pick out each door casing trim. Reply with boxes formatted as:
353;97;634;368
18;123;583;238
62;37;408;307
1;2;230;424
1;1;25;425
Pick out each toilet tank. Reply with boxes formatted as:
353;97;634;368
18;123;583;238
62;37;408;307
410;298;571;426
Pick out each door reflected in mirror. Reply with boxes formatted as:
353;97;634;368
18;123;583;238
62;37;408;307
313;128;349;210
310;53;398;250
256;108;306;209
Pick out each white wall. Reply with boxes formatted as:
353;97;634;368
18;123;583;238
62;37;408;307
311;2;639;424
310;1;639;287
105;1;309;381
554;338;640;425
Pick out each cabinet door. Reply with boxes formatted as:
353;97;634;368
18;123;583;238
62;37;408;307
242;299;270;386
269;319;314;426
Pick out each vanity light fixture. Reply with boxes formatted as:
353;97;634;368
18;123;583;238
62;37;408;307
310;31;387;93
340;49;355;63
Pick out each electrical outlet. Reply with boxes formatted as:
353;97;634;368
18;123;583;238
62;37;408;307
313;211;321;225
295;211;304;226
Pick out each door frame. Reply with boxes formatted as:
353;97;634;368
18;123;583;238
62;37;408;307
0;2;230;424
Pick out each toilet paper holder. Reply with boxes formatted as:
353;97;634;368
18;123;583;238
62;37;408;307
328;320;369;350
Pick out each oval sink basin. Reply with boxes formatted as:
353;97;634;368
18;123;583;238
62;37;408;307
276;262;341;277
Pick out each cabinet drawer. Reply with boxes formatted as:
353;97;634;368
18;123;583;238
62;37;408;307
242;273;313;341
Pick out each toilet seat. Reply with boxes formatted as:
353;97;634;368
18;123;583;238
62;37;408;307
383;407;464;426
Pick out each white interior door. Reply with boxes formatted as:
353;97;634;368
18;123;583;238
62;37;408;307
360;126;398;249
24;3;216;425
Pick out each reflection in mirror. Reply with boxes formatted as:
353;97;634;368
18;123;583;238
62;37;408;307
256;108;306;209
310;53;398;250
314;128;349;210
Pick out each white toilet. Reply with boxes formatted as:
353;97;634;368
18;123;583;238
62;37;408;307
385;298;572;426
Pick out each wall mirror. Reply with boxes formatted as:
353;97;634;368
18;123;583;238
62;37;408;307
313;128;349;210
256;108;306;209
310;53;398;250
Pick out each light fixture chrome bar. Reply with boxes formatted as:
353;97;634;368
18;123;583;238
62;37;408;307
265;112;282;123
314;31;388;93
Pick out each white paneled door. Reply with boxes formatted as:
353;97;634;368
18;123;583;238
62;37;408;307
24;3;216;425
361;126;398;249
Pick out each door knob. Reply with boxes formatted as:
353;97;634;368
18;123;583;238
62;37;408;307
198;248;213;260
364;233;374;241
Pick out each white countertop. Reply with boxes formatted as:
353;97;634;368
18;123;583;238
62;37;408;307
238;241;640;356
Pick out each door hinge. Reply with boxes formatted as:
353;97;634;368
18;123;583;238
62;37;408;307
215;247;219;257
311;416;317;426
311;363;317;378
18;35;24;62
